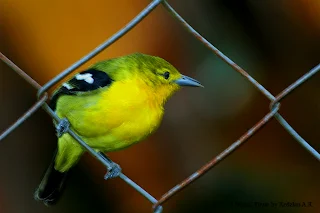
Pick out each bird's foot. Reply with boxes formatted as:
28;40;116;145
104;163;122;180
56;118;70;137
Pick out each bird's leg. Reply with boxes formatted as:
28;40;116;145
55;119;121;179
98;152;122;180
56;118;70;137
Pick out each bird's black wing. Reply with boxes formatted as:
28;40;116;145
49;69;113;111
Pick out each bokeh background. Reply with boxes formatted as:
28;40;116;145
0;0;319;213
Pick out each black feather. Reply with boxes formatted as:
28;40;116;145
34;150;69;205
49;69;113;111
35;69;113;204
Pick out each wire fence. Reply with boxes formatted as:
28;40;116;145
1;0;319;212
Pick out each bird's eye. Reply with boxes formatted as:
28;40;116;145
163;71;170;80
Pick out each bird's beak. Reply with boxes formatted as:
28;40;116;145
174;75;204;87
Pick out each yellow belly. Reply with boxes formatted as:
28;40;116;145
56;80;164;152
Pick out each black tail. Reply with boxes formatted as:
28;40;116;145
34;149;69;206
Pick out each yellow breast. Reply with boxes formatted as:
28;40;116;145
56;78;165;151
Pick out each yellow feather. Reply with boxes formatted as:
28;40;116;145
55;75;176;171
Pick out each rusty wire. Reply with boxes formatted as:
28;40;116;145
0;52;48;141
0;0;319;212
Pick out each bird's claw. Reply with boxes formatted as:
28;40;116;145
104;163;122;180
56;118;70;137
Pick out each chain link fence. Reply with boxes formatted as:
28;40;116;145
0;0;319;212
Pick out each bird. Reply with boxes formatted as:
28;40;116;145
34;53;203;205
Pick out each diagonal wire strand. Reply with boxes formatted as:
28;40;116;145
0;52;41;89
153;1;320;209
153;104;280;209
271;63;320;106
42;86;162;209
162;1;274;101
269;63;320;160
37;0;163;98
0;95;47;141
0;52;47;141
162;1;319;160
1;0;165;209
36;0;165;209
274;114;320;160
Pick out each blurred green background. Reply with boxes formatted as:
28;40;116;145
0;0;319;213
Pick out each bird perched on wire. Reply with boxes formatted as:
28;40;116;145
34;53;203;205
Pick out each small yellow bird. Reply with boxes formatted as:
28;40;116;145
34;53;202;205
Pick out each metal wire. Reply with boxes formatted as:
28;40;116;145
0;95;47;141
37;0;163;98
42;103;161;205
0;52;48;141
153;103;280;209
0;52;41;89
0;0;319;212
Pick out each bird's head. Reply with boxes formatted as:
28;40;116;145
91;53;203;105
